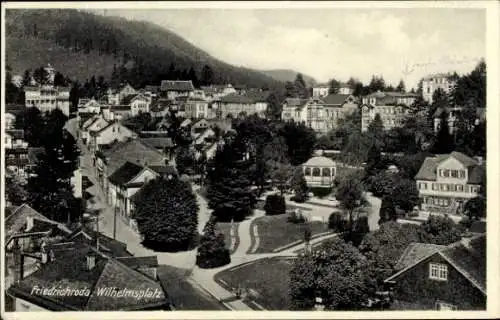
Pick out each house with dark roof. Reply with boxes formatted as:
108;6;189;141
107;83;137;105
88;121;137;154
95;139;166;203
384;235;486;310
108;162;169;229
121;92;151;116
5;148;33;181
81;115;109;145
77;98;102;114
281;94;358;133
6;241;170;311
415;151;485;214
360;91;418;132
185;97;210;119
105;104;133;120
160;80;195;100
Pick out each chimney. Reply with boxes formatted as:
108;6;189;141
26;216;34;232
86;253;96;271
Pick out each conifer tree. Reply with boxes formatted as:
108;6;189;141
196;216;231;268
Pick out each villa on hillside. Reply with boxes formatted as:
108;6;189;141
414;151;485;215
361;91;418;132
281;94;358;133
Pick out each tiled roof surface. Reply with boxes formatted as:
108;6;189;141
115;256;159;268
394;243;446;271
108;161;144;186
160;80;194;92
8;242;168;311
5;204;53;240
110;105;132;111
440;235;486;293
140;138;174;149
321;94;352;106
67;228;132;258
101;140;165;177
218;93;255;104
283;98;308;107
414;152;483;184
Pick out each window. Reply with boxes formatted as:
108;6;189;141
459;170;466;178
312;168;321;177
435;302;457;311
429;263;448;281
450;170;458;178
443;170;450;177
419;182;428;190
304;167;311;176
470;186;477;193
432;183;438;191
322;168;331;177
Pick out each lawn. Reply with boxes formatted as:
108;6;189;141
214;257;294;310
157;265;228;310
216;222;239;254
250;214;329;254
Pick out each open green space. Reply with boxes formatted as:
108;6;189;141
250;214;328;253
214;257;294;310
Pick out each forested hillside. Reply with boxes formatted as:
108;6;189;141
5;9;284;89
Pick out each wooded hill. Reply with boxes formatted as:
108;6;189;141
5;9;284;89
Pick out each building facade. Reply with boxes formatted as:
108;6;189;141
24;85;71;116
361;91;418;132
422;73;457;104
414;152;484;214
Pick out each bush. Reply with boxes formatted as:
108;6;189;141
288;209;307;224
290;194;306;203
196;218;231;269
309;187;332;199
264;194;286;216
343;216;370;247
328;212;348;232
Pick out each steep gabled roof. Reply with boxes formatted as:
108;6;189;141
108;161;145;186
385;235;486;295
321;93;352;106
414;152;483;183
394;243;447;271
7;242;169;311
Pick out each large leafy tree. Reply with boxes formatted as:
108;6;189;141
464;196;486;220
366;113;385;148
358;221;422;285
280;122;317;165
290;238;376;310
265;91;283;120
294;73;309;99
290;167;309;202
16;108;44;147
378;196;397;225
175;145;196;176
328;78;341;94
196;216;231;268
334;171;368;236
206;139;255;222
418;215;464;245
133;176;199;251
263;136;293;194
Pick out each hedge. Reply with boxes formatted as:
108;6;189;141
264;194;286;216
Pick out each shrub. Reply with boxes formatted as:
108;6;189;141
290;194;306;203
196;217;231;269
288;209;307;224
264;194;286;216
309;187;332;199
328;212;348;232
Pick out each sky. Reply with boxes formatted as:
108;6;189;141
93;7;485;89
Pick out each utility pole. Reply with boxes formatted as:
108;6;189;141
113;207;117;240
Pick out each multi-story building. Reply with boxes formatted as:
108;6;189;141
422;73;457;104
361;91;418;131
185;97;210;119
312;84;329;98
338;83;354;95
414;151;485;214
107;83;137;105
160;80;195;100
281;94;358;134
24;85;71;116
212;91;270;119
